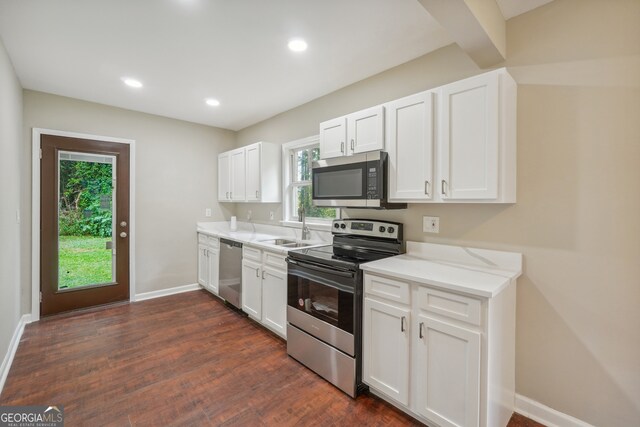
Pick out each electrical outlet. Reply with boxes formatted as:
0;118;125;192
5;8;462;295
247;210;252;220
423;216;440;233
205;208;212;217
269;211;275;220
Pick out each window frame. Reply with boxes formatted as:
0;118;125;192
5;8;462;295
281;135;339;229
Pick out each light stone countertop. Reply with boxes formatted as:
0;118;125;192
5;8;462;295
360;241;522;298
197;221;330;255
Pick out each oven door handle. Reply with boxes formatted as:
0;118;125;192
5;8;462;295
286;259;355;278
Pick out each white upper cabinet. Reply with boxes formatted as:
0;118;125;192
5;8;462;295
387;91;435;201
319;106;384;159
217;152;230;201
319;116;347;159
218;142;281;203
229;148;246;201
347;105;385;154
385;68;516;204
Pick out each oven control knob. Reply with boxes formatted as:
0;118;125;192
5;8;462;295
379;226;386;233
387;227;395;233
340;223;346;229
334;223;340;229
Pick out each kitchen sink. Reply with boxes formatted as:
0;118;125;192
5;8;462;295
259;238;313;248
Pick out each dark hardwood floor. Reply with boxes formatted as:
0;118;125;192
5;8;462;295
1;290;544;427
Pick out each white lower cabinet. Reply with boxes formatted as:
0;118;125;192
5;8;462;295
242;259;262;319
415;314;481;427
197;234;219;295
363;297;411;406
241;246;287;338
363;272;512;427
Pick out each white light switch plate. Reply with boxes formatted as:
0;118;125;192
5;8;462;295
423;216;440;233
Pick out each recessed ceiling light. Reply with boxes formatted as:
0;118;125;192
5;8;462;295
205;98;220;107
122;77;143;88
288;38;308;52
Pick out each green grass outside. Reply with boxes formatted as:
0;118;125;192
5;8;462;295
59;235;113;289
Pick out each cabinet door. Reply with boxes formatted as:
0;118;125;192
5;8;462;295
319;116;347;159
414;314;481;427
197;244;209;287
245;143;261;201
241;260;262;320
440;72;499;200
230;148;246;201
261;266;287;338
207;248;219;294
217;152;230;201
386;91;435;201
363;297;411;406
347;105;384;154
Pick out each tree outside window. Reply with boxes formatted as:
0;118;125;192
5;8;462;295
290;145;336;220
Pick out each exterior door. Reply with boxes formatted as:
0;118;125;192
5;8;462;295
40;134;130;316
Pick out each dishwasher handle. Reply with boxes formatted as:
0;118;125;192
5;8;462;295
220;238;243;248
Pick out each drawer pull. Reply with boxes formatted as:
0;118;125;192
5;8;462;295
419;322;424;339
400;316;406;332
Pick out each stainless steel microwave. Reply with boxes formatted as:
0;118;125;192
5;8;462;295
312;151;407;209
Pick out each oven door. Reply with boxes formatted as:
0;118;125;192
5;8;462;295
287;258;357;355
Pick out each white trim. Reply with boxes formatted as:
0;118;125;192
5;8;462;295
515;394;595;427
31;128;137;321
135;283;201;302
0;314;32;394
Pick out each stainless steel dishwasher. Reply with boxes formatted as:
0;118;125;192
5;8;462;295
218;238;242;308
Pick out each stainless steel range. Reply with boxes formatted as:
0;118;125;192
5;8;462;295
286;219;404;397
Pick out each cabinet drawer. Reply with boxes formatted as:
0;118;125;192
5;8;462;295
208;237;219;250
263;251;286;270
198;233;208;243
243;246;262;262
364;274;410;305
417;286;482;326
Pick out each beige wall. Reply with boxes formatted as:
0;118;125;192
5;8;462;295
0;38;23;369
21;91;237;311
235;0;640;425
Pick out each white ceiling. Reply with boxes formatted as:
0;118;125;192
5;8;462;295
0;0;553;131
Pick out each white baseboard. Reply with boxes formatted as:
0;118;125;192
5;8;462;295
134;283;201;302
515;394;594;427
0;314;32;394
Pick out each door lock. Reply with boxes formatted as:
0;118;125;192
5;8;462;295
119;232;128;238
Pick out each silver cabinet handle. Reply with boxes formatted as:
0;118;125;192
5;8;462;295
401;316;406;332
419;322;425;339
119;232;127;238
424;180;430;196
350;139;354;152
256;190;259;199
262;270;266;280
340;141;344;153
230;192;233;199
255;268;259;278
226;191;229;199
441;180;447;196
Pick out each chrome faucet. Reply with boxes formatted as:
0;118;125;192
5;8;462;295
298;206;310;240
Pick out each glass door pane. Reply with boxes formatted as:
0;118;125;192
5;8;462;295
58;151;116;290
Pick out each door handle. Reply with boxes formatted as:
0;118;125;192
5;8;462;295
400;316;406;332
262;270;266;280
120;221;127;227
255;268;259;278
256;190;259;199
424;180;430;196
340;141;344;154
119;232;127;238
226;191;229;199
441;180;447;196
350;139;354;152
419;322;425;339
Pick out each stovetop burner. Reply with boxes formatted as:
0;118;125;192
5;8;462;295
288;219;404;269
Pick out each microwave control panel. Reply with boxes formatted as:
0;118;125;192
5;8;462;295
367;166;379;199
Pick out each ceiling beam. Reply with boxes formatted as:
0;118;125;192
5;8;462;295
418;0;506;68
